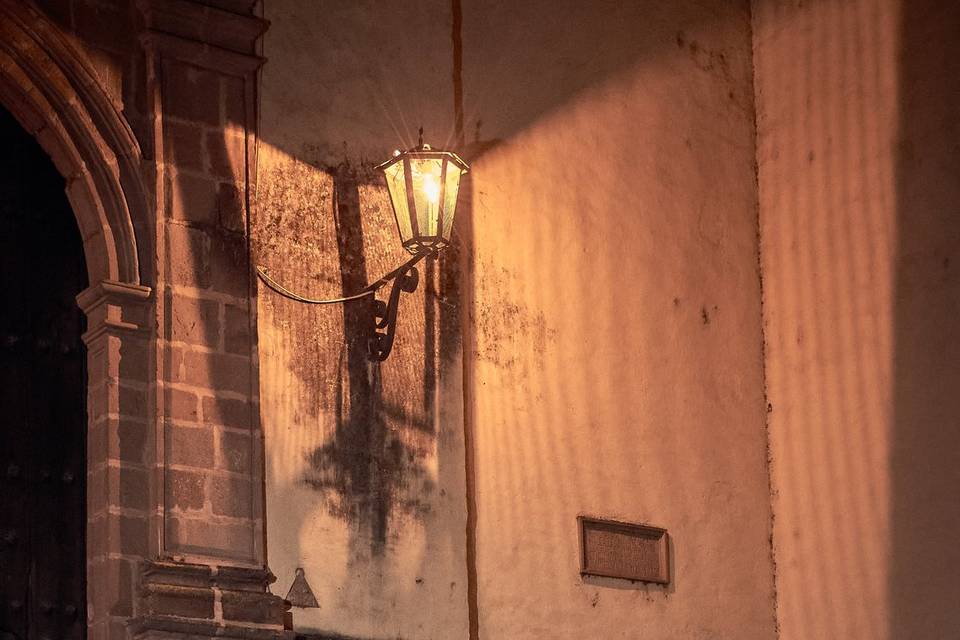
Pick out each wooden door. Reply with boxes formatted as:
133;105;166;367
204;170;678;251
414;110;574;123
0;106;87;640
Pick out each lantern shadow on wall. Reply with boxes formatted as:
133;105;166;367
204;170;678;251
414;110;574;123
257;131;469;361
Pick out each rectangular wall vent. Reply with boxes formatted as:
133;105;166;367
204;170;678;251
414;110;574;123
578;516;669;584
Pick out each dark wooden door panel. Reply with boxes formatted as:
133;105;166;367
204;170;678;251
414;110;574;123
0;105;87;640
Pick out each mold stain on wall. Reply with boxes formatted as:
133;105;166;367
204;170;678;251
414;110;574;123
302;167;434;554
255;131;469;636
256;151;438;555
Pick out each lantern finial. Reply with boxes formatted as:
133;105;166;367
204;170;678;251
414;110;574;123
418;126;423;148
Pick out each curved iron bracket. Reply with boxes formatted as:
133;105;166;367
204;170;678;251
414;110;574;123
367;261;420;361
256;250;435;362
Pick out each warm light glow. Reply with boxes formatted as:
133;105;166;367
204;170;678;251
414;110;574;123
377;144;468;255
422;171;441;204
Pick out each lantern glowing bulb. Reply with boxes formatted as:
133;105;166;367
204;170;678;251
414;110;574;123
422;172;441;204
377;141;469;255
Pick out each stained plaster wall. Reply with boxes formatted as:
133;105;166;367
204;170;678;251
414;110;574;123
255;2;468;638
257;1;775;638
462;2;774;638
753;0;960;638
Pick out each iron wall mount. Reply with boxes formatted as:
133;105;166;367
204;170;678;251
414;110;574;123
256;249;434;362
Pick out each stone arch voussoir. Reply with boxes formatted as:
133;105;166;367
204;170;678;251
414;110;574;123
0;0;149;286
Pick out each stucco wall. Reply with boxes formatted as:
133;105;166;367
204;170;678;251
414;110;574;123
463;2;774;638
258;1;775;638
753;0;960;638
256;2;468;638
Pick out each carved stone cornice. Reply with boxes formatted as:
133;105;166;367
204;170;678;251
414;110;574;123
130;618;293;640
138;0;269;73
132;560;292;639
141;559;278;592
77;278;153;345
141;30;266;74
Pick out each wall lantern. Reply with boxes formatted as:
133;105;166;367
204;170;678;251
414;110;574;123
379;138;469;255
257;131;469;362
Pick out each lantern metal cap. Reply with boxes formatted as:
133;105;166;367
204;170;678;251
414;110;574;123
375;143;470;174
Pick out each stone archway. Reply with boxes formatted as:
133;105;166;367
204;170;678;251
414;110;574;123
0;0;148;287
0;3;289;638
0;3;153;639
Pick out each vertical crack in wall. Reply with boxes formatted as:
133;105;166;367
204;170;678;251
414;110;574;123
451;0;479;638
748;1;780;637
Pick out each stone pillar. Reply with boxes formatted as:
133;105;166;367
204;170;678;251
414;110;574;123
128;1;289;637
78;280;153;640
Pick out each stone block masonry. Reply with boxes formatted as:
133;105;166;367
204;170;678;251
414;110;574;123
0;1;289;638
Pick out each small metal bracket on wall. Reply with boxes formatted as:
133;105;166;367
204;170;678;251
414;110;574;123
366;259;420;360
285;567;319;608
256;249;434;362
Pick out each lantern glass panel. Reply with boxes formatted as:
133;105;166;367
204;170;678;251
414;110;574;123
383;160;412;244
441;160;462;241
410;158;444;238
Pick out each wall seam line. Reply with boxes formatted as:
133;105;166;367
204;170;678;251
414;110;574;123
451;0;479;638
748;1;781;637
